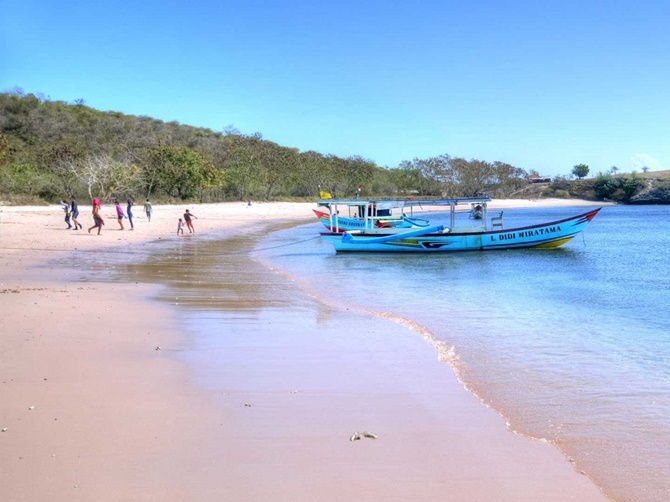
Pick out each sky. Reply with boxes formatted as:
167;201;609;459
2;0;669;177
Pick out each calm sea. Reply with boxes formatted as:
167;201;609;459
103;204;669;502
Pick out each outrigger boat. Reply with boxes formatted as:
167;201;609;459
313;200;430;233
317;197;601;253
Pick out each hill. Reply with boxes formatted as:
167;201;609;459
0;91;537;204
2;90;666;204
513;171;670;204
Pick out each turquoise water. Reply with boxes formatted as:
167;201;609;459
97;204;670;501
255;205;670;502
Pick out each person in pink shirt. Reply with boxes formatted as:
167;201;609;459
115;200;125;230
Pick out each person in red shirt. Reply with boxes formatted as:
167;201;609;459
183;209;197;233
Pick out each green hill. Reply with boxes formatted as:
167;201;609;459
5;89;665;204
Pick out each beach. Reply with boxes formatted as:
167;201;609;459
0;199;606;501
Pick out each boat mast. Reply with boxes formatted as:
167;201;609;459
328;202;340;233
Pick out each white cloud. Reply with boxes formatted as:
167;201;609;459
630;153;663;172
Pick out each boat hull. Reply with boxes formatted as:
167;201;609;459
324;208;601;253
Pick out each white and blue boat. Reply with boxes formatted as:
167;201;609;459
313;201;430;233
318;198;601;253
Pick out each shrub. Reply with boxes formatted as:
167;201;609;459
593;176;620;199
593;174;644;201
623;176;644;198
550;179;571;191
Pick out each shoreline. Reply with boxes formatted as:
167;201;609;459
0;200;607;500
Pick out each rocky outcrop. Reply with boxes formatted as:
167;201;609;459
628;179;670;204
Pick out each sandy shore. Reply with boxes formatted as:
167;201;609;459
0;199;606;501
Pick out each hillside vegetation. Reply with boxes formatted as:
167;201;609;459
517;170;670;204
0;91;534;204
1;90;667;204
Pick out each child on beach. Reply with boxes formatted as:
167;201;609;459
115;200;125;230
126;199;134;230
60;200;72;229
70;196;83;230
144;199;152;222
177;218;184;235
183;209;197;233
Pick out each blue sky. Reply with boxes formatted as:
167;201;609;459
2;0;669;177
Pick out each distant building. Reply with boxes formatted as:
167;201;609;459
528;174;551;183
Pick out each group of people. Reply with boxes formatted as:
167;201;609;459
60;196;83;230
112;199;133;231
177;209;197;235
59;197;153;235
59;198;198;237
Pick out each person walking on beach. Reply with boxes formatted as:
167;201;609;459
177;218;184;236
183;209;197;233
88;198;104;235
70;196;83;230
60;200;72;229
144;199;152;222
115;200;125;230
126;199;134;230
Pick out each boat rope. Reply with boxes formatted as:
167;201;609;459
219;235;322;255
0;235;322;258
0;238;319;256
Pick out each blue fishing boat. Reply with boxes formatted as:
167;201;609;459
318;198;601;253
313;201;430;233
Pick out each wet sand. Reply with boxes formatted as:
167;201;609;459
0;200;606;501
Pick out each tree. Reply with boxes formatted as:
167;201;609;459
321;154;349;198
572;164;590;179
147;146;222;200
292;150;331;198
593;173;644;201
419;155;452;196
61;154;142;200
221;134;264;200
339;155;378;198
491;161;528;197
0;162;55;198
254;142;299;200
445;157;498;197
623;173;644;198
392;161;424;195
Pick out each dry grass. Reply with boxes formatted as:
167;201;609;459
635;169;670;179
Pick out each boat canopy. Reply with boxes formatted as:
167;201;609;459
317;197;491;210
317;197;493;233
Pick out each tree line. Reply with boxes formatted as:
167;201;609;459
0;90;531;203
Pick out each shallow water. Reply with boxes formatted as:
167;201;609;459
256;205;670;502
86;205;670;502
